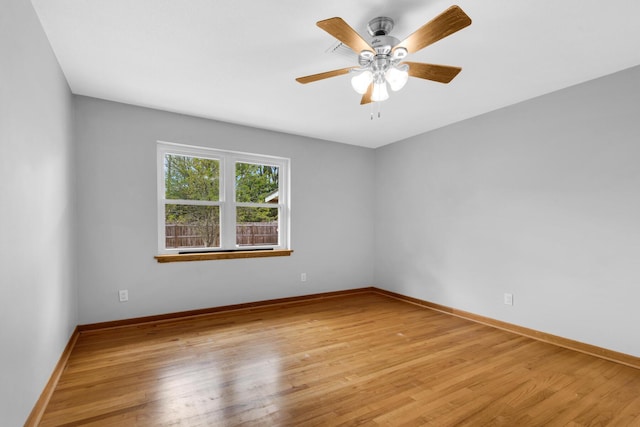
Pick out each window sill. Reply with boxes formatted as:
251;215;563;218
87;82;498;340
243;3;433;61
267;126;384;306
154;249;293;263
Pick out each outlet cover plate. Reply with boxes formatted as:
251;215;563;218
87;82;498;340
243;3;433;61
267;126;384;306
504;293;513;305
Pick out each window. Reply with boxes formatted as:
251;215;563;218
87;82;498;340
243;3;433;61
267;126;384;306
157;142;290;255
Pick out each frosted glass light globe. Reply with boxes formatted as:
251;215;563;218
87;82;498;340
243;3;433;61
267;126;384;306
351;70;373;94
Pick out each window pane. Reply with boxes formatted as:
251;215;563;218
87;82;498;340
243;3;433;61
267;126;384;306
165;204;220;249
165;154;219;201
235;163;279;203
236;207;278;246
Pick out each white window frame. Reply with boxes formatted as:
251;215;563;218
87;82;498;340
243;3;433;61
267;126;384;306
157;141;290;255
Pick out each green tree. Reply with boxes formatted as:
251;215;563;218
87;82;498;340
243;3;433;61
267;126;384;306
166;155;219;201
165;155;220;247
235;163;279;223
163;156;280;248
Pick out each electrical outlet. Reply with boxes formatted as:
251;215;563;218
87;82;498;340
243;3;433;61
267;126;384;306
119;289;129;302
300;273;307;282
504;293;513;306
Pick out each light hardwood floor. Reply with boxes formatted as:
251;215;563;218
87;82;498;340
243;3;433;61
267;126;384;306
40;292;640;426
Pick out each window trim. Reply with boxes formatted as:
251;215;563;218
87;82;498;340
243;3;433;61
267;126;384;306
157;141;290;257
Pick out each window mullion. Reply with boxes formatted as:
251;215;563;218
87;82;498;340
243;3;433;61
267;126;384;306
221;157;236;249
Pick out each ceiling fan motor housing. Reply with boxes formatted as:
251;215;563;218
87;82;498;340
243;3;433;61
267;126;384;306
370;35;400;55
367;17;399;54
359;17;406;67
358;36;406;69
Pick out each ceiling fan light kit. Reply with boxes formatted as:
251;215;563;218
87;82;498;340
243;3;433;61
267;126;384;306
351;70;373;94
296;5;472;108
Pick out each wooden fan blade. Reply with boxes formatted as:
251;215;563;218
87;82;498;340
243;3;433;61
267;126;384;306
360;83;373;105
394;5;471;54
296;67;355;84
317;17;374;54
404;62;462;84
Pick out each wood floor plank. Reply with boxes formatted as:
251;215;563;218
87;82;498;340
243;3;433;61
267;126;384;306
40;293;640;426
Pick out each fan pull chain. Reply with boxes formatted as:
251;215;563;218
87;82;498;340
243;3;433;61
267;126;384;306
370;102;382;120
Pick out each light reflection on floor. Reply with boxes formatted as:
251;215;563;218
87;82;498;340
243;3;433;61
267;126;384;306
153;342;283;424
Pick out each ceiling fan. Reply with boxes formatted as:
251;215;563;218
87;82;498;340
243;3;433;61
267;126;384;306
296;5;472;105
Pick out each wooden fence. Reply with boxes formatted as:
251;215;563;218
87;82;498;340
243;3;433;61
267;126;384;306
166;222;278;248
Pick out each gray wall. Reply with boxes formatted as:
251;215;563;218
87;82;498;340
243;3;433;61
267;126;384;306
375;65;640;357
0;1;77;425
74;96;375;324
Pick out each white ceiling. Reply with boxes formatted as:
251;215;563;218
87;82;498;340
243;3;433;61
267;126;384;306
31;0;640;148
